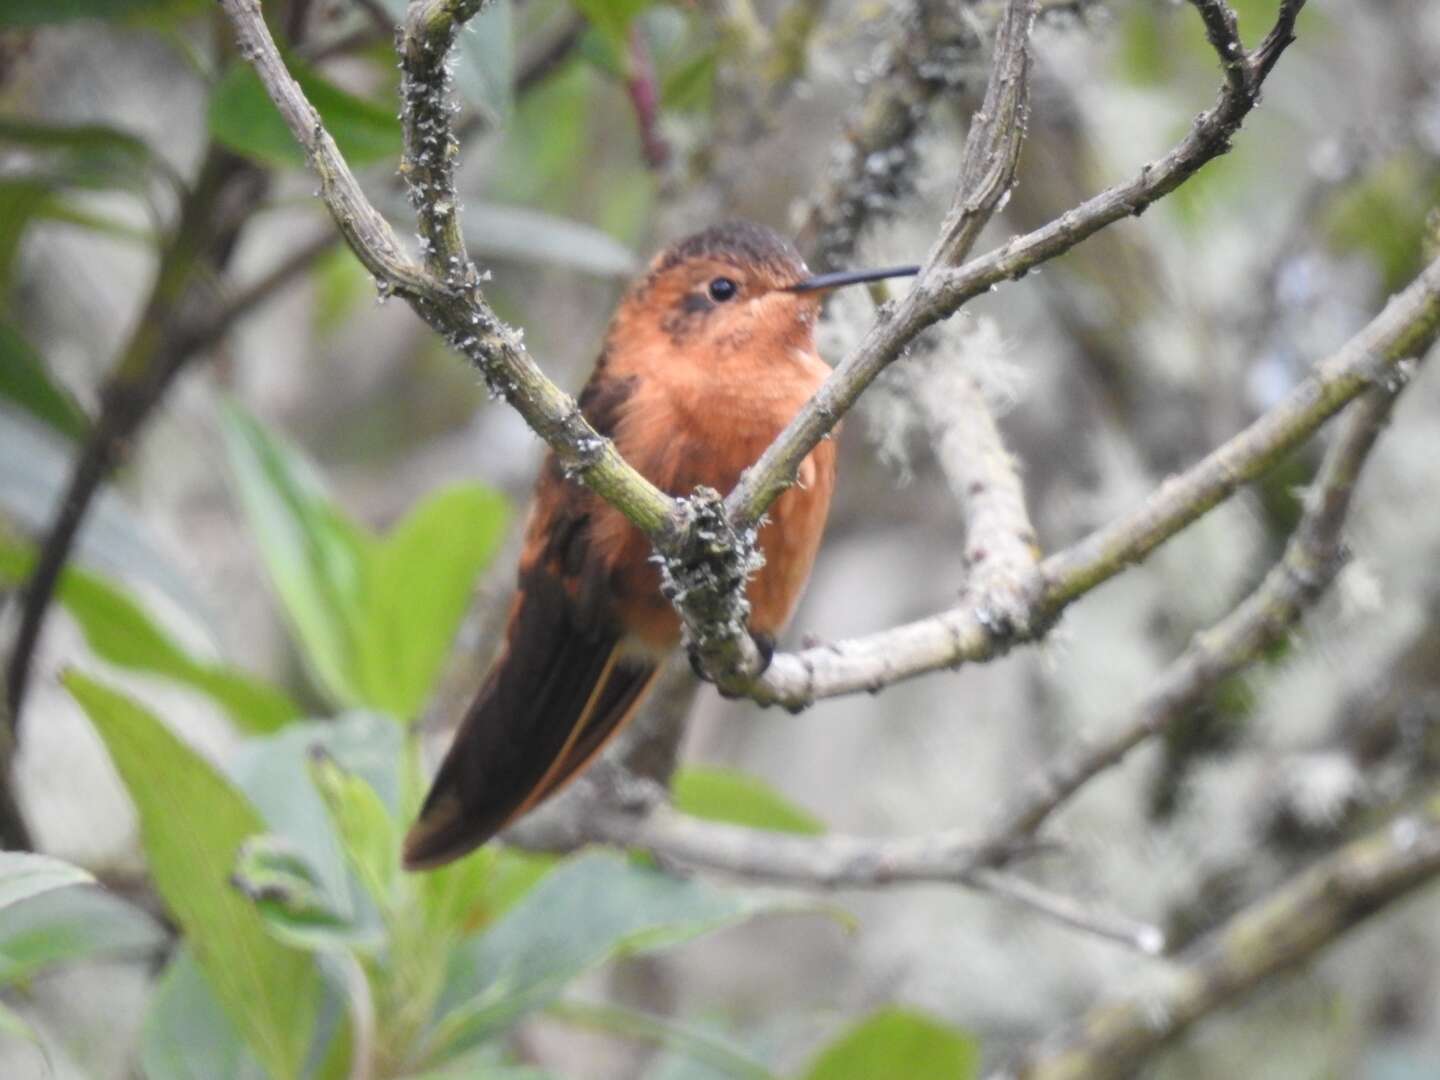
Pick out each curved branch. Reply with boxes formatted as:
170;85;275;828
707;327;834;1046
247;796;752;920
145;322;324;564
748;250;1440;708
219;0;674;536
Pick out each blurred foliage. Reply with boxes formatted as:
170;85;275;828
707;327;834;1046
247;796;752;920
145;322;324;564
0;323;88;439
672;766;825;835
221;403;509;720
799;1008;980;1080
209;61;403;170
0;0;204;27
0;535;301;732
1326;154;1440;292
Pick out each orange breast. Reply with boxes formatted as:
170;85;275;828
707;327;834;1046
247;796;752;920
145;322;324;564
593;350;837;653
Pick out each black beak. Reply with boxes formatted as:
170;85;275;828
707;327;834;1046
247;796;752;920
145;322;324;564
786;264;921;294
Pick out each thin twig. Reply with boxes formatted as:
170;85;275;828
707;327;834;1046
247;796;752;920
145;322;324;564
964;868;1166;955
511;803;1006;887
512;802;1157;949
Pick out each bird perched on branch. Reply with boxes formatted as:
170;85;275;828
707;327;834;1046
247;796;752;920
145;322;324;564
404;221;918;869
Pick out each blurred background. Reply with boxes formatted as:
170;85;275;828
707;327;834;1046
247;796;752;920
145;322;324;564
2;0;1440;1076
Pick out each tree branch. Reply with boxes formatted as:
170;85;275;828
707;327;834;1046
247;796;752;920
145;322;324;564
727;0;1305;534
512;801;1161;950
220;0;673;536
1002;791;1440;1078
220;0;1323;709
986;377;1421;847
747;248;1440;708
914;359;1039;626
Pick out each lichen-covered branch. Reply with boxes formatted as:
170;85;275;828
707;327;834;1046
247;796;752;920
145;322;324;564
988;379;1421;845
748;249;1440;707
1001;790;1440;1079
727;0;1305;535
219;0;672;537
914;361;1039;628
400;0;484;285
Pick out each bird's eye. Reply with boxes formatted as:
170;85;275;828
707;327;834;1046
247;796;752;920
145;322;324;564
707;277;739;302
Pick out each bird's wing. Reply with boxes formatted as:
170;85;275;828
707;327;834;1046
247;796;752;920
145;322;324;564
403;362;660;870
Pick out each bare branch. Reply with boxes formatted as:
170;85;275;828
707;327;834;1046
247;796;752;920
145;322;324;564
989;381;1417;844
1188;0;1247;94
965;868;1166;955
928;0;1035;268
747;249;1440;708
1001;794;1440;1078
727;0;1306;534
512;798;1157;949
913;357;1039;628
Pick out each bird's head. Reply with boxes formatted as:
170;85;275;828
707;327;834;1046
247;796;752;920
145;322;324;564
610;221;918;363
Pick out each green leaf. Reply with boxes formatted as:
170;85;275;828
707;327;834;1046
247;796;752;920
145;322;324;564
431;851;819;1055
354;484;509;720
232;835;378;954
0;536;301;733
221;401;370;708
453;0;516;123
66;672;319;1080
308;749;400;911
569;0;656;51
671;767;824;835
660;49;716;113
209;61;402;170
0;180;49;289
0;852;93;909
0;117;157;190
0;0;189;26
420;845;556;943
801;1009;980;1080
0;120;166;277
0;885;165;986
231;713;404;921
223;403;509;719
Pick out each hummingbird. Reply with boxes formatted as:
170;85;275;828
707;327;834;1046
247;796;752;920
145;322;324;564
403;221;919;870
